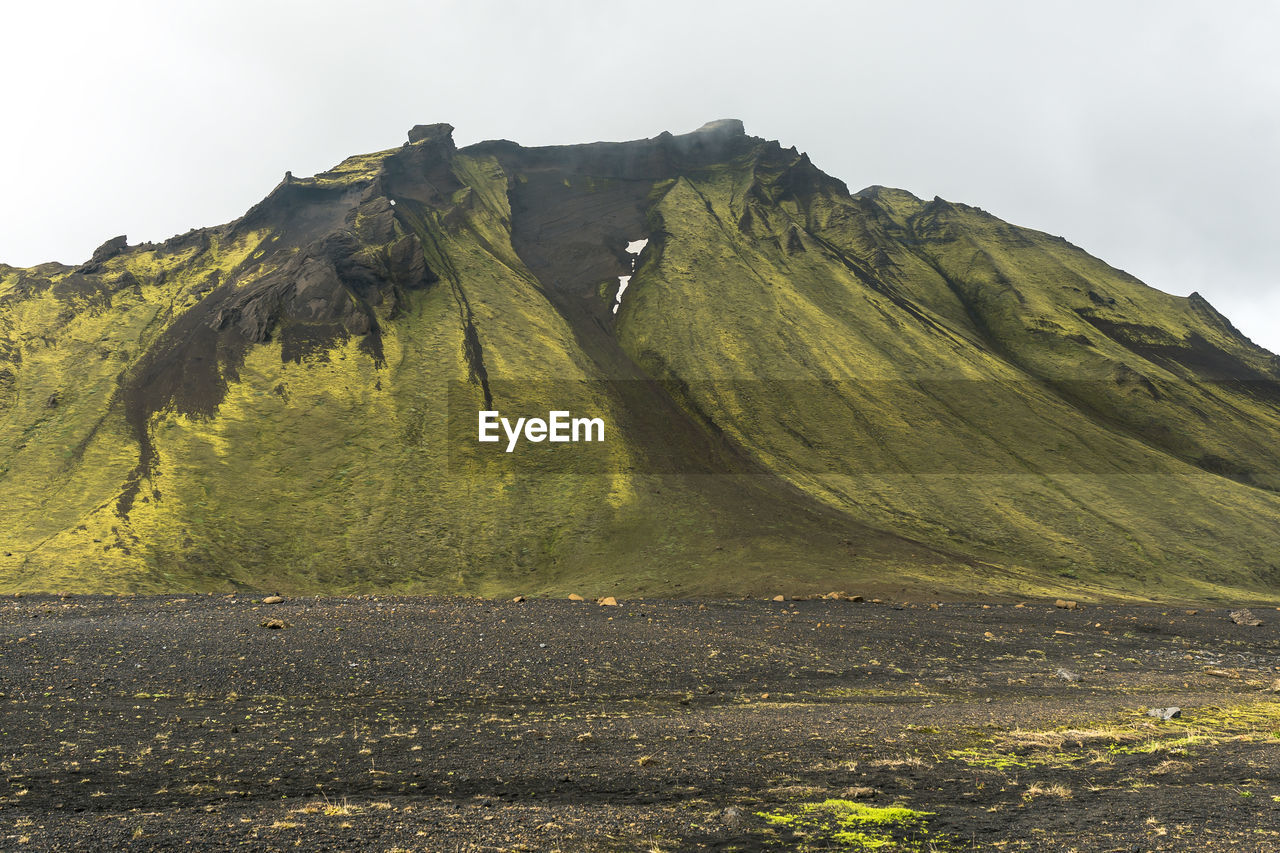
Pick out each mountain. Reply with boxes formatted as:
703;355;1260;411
3;120;1279;602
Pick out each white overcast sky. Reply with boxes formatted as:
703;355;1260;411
3;1;1279;352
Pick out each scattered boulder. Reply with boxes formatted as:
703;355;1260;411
1055;599;1079;610
598;596;618;607
840;786;878;799
844;594;865;603
567;594;585;602
719;806;745;827
1229;609;1263;626
771;595;785;602
260;619;288;630
261;595;283;604
1055;668;1081;682
1185;609;1199;616
1147;707;1182;721
1204;668;1241;679
511;595;526;603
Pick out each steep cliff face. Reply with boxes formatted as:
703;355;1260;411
2;121;1278;601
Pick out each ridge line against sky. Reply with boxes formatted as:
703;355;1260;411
3;0;1278;352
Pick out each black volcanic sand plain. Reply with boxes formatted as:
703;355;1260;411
2;594;1279;851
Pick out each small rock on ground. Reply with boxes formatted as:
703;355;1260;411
1229;609;1263;626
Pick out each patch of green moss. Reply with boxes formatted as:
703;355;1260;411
308;148;399;187
946;747;1031;771
1108;702;1280;755
949;702;1280;771
1108;734;1210;756
0;227;273;591
756;799;938;850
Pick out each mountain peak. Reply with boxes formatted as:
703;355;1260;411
406;123;455;145
692;118;746;137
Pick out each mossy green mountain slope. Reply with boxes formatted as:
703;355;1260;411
2;120;1278;601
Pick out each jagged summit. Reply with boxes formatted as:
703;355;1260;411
1;123;1279;600
89;235;129;265
692;118;746;136
406;122;455;144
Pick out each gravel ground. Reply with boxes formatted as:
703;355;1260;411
2;593;1279;851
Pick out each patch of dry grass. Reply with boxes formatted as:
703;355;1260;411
1150;759;1193;776
868;755;933;770
1023;782;1072;799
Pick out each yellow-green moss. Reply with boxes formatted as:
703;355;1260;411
949;702;1280;771
757;799;936;850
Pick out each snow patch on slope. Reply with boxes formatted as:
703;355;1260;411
613;238;648;315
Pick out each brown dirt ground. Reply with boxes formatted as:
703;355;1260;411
1;593;1279;851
